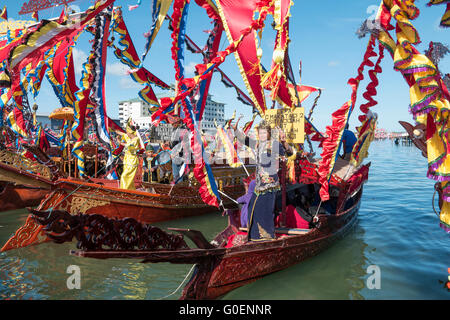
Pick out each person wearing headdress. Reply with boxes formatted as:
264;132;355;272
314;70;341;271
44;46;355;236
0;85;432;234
116;118;141;190
233;120;293;241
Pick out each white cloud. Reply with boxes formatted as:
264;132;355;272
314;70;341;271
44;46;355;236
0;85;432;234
184;61;198;76
433;16;445;32
119;77;141;89
72;48;88;74
107;62;129;76
328;61;340;67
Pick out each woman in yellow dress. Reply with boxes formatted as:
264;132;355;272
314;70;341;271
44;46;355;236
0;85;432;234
116;121;141;190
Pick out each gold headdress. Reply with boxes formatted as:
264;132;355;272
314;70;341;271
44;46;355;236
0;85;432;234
126;118;136;134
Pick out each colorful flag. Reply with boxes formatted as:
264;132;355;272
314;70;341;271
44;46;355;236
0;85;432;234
350;113;377;167
215;123;241;168
216;68;254;106
427;1;450;28
6;0;115;77
31;11;39;22
215;0;267;115
224;110;236;129
58;6;68;24
441;3;450;27
287;84;319;104
141;0;174;63
0;6;7;21
242;112;258;134
139;85;160;107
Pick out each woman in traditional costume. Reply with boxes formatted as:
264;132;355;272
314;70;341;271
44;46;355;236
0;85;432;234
116;119;141;190
234;121;293;241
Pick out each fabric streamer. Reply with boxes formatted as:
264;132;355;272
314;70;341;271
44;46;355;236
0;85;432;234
427;0;450;27
215;0;268;115
350;112;377;167
318;35;378;201
378;0;450;231
129;0;142;11
141;0;174;63
215;123;241;168
169;0;222;207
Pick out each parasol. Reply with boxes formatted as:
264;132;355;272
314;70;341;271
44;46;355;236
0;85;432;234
49;107;74;122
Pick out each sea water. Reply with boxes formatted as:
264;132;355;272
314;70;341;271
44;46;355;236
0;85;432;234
0;140;448;300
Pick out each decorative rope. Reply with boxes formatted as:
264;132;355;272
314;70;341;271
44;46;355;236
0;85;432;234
157;264;197;300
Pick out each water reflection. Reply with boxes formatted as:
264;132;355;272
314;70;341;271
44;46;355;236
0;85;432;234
0;211;223;300
222;221;369;300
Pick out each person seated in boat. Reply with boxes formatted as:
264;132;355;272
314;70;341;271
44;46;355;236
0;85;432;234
143;142;161;182
232;121;293;241
149;141;172;183
170;116;191;183
237;179;256;228
115;118;142;190
341;124;357;161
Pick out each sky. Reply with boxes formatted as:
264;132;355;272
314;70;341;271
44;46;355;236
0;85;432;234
3;0;450;132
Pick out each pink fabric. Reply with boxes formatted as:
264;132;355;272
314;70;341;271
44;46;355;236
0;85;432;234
225;231;247;248
277;205;309;229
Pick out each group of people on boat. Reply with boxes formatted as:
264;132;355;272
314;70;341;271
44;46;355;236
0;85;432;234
101;112;358;242
19;109;356;243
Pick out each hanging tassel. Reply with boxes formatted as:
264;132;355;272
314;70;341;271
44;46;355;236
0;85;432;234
261;64;280;90
261;48;284;96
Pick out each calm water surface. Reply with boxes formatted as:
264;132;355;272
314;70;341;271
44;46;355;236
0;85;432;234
0;140;449;299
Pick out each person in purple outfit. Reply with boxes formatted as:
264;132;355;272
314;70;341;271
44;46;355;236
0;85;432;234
237;179;256;228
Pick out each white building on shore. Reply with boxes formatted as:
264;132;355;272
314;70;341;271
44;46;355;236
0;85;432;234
118;98;153;129
118;95;225;132
200;95;225;132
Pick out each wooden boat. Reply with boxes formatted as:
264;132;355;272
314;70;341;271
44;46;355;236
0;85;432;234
0;163;254;251
25;158;369;299
36;164;253;224
0;146;56;212
0;181;50;212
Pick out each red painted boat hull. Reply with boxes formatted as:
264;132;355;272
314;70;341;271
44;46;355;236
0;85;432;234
36;178;244;224
181;190;362;299
0;182;50;212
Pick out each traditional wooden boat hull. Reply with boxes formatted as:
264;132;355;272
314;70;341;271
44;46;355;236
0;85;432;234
0;146;62;212
0;162;54;213
0;181;50;212
39;163;368;299
37;178;245;224
38;164;253;223
182;191;361;299
67;184;363;299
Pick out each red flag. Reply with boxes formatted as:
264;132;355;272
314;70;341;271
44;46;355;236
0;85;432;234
58;6;68;24
287;84;319;103
31;11;39;22
0;6;7;20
